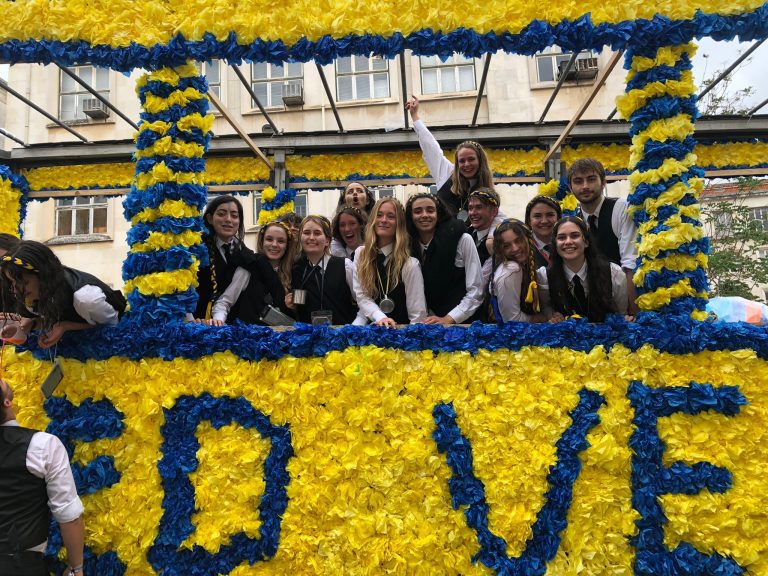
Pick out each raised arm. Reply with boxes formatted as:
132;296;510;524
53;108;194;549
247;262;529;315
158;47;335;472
406;95;454;189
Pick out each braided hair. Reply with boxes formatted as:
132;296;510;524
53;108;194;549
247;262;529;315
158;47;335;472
491;219;540;316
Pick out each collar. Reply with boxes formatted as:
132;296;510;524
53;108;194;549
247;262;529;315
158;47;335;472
1;419;19;427
378;243;394;258
580;196;605;219
215;237;238;251
306;253;330;270
533;236;548;251
564;261;588;283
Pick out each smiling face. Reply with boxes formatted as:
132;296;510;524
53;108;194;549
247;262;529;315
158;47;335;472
500;229;528;265
555;221;588;265
338;213;362;250
374;200;398;246
344;183;369;211
410;197;438;237
300;220;330;260
468;196;497;230
456;146;480;179
569;170;604;208
262;225;288;264
206;201;240;243
528;201;559;243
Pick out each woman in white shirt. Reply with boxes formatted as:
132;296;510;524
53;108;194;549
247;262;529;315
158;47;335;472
544;216;628;322
353;198;427;326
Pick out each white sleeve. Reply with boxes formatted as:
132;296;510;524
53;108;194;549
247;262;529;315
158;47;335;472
494;262;531;322
412;119;454;189
447;234;483;323
536;266;552;319
27;432;84;524
211;267;251;322
72;285;119;326
402;257;428;323
612;199;639;271
352;247;387;323
610;263;629;315
330;238;347;258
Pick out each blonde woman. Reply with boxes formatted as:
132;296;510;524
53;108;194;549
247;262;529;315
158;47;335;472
353;198;427;326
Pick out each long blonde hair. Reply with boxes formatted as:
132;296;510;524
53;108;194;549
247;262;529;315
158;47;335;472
356;198;411;299
451;141;495;198
257;221;294;292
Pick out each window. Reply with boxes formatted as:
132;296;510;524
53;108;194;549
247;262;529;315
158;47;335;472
376;187;394;200
250;63;303;108
750;206;768;231
59;65;110;121
55;197;108;236
199;60;221;99
533;49;598;84
253;191;308;222
336;56;390;102
710;210;733;240
420;55;476;94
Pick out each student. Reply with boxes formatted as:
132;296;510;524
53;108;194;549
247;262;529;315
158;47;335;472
488;220;547;323
336;182;376;214
567;158;638;313
330;206;368;260
544;216;628;322
0;241;126;348
288;215;358;325
466;188;501;265
353;198;427;326
210;221;295;326
405;193;482;325
277;212;302;240
406;95;496;219
525;195;562;269
194;195;255;322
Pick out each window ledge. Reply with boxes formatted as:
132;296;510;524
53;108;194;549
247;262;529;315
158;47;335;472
417;91;479;101
46;119;116;129
46;234;113;246
530;79;598;91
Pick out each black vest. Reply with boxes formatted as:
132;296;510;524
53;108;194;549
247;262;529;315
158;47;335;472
375;254;409;325
59;268;126;324
583;198;621;266
0;426;50;553
437;180;465;217
421;220;467;318
468;227;491;265
234;254;290;325
194;241;239;319
292;256;357;325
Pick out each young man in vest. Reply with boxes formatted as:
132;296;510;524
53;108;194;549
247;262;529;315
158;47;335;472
0;379;84;576
568;158;639;315
466;188;501;265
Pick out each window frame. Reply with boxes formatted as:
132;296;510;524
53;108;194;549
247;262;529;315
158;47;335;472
419;54;477;95
250;62;304;109
749;206;768;231
199;60;222;100
58;65;110;122
335;56;391;102
54;196;110;237
532;48;599;86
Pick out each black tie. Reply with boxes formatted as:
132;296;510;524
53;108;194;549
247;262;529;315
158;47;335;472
588;214;598;237
470;229;479;245
572;275;588;315
222;243;231;262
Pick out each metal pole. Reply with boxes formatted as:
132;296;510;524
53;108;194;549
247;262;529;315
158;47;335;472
471;54;492;127
207;90;274;171
56;64;139;130
400;50;409;130
537;51;579;124
0;127;26;147
315;63;345;133
748;96;768;116
699;39;765;100
231;65;280;135
0;79;89;143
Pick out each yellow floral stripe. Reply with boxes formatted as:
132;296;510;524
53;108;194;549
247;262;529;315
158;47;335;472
257;202;295;225
131;199;201;225
628;153;697;187
177;113;215;134
135;63;201;91
628;179;703;217
0;178;22;235
134;137;205;159
633;253;709;285
142;87;207;114
206;157;271;185
561;143;629;172
637;206;701;236
638;223;704;259
134;165;205;190
629;115;696;168
696;141;768;169
635;280;708;309
23;162;134;191
123;266;199;296
616;72;696;119
625;43;698;79
130;230;203;252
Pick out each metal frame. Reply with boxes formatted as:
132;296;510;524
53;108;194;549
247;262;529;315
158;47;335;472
315;63;345;133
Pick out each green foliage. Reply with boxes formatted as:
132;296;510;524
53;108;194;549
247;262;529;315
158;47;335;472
703;178;768;301
698;52;756;115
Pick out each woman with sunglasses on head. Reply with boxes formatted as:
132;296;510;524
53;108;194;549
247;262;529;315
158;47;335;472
543;216;628;323
353;197;427;326
405;193;482;325
287;215;358;325
0;241;126;348
330;206;368;260
525;195;562;269
406;95;497;221
487;220;548;323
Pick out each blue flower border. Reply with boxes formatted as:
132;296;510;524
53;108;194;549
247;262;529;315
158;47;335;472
148;394;293;576
0;164;30;236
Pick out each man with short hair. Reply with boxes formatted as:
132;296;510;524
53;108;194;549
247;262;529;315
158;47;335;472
0;379;84;576
466;188;501;265
568;158;639;314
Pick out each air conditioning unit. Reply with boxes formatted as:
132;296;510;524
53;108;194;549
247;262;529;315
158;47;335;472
575;57;599;79
281;83;304;106
82;98;110;119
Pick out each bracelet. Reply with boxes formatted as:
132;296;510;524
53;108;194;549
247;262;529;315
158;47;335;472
67;565;83;575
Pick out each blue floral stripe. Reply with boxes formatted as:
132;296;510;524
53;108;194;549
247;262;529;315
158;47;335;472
123;183;208;219
134;156;206;176
123;245;207;277
125;216;202;245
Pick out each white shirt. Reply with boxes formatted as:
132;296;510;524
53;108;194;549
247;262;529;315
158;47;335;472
536;261;628;315
352;244;427;324
330;238;356;259
1;420;84;551
413;119;454;189
422;233;483;323
491;262;548;322
211;267;251;322
580;196;638;271
72;285;120;325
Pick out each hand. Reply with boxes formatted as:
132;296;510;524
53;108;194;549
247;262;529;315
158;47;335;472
405;95;420;121
624;314;635;322
38;323;66;349
374;317;397;328
284;293;295;310
549;312;565;323
423;315;455;326
207;319;225;326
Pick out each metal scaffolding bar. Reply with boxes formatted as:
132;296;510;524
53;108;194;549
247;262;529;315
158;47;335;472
537;51;579;124
400;50;410;130
471;54;492;127
316;63;345;133
231;64;280;135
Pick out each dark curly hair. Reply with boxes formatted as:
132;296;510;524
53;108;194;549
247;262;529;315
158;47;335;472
404;193;452;256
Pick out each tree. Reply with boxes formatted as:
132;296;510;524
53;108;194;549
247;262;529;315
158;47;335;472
702;178;768;301
698;52;756;115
